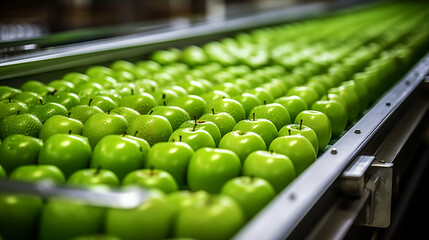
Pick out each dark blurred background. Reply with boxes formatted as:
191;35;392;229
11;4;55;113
0;0;321;41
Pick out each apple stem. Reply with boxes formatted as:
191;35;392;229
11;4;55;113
107;110;111;115
88;99;93;106
300;119;303;130
264;100;267;105
192;123;197;132
148;110;153;115
8;98;11;103
122;131;127;137
16;110;20;115
288;129;291;136
163;101;166;106
253;112;256;121
134;131;139;136
95;166;102;175
211;108;215;114
39;99;44;105
131;89;134;95
68;130;72;135
49;89;57;96
179;135;182;142
67;112;71;118
250;175;255;183
194;116;197;124
270;149;274;154
162;93;166;99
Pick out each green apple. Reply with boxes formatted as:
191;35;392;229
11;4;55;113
243;150;296;193
111;59;135;72
105;189;174;240
86;65;113;78
269;135;317;175
167;190;210;215
29;102;68;123
311;99;347;137
0;134;42;173
0;194;43;240
233;115;278;147
328;86;360;123
123;135;151;166
152;89;179;105
109;106;140;123
82;113;129;148
218;130;266;163
90;135;141;180
127;114;172;146
48;80;75;92
305;81;326;98
341;80;370;112
11;91;43;108
38;133;92;177
46;92;81;110
39;199;105;240
187;147;241;193
168;95;207;119
62;72;90;86
151;48;180;64
249;103;291;131
278;122;319;153
0;86;21;100
90;75;118;88
295;110;332;151
286;86;319;108
9;164;66;183
274;96;308;122
221;176;276;219
205;98;246;122
178;80;207;95
199;110;236;137
74;82;103;99
213;82;243;96
182;45;209;66
39;115;84;140
20;80;45;92
69;104;104;124
200;90;230;103
145;142;194;187
123;168;178;193
0;165;5;178
0;113;43;139
247;87;275;104
68;167;119;187
179;119;221;146
0;99;29;122
232;92;263;117
80;95;117;112
173;194;245;240
169;127;215;151
150;105;190;131
119;92;157;114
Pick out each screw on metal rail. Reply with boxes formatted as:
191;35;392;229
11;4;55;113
354;129;361;134
386;102;391;106
331;148;338;154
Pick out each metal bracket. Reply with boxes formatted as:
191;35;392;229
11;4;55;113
341;156;393;228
